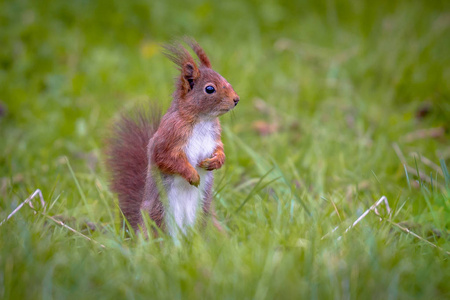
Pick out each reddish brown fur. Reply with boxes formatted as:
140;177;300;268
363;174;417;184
105;107;161;229
105;38;239;232
184;37;212;68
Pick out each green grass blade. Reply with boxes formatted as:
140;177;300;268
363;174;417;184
235;167;276;213
65;156;95;221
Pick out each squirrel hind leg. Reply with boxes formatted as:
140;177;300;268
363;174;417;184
200;172;225;233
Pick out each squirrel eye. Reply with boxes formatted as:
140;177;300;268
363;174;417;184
205;85;215;94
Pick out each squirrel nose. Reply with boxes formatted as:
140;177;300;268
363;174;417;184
233;97;240;106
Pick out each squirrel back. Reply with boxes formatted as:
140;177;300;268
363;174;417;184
104;108;161;229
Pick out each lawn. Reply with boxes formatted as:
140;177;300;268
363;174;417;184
1;0;449;299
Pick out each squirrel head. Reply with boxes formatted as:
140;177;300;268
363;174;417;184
163;38;240;119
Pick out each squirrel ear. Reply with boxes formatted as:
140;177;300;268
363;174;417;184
182;62;200;90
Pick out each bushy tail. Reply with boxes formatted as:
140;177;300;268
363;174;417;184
104;106;161;229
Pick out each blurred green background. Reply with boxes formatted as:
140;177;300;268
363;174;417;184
1;0;449;299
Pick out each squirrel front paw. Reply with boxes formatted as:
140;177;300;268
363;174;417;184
188;170;200;187
199;153;225;171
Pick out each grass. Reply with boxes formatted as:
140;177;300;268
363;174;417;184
1;0;450;298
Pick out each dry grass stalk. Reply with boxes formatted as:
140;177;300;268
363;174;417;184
392;143;445;191
0;189;45;226
322;196;450;255
401;127;445;143
409;152;443;176
0;189;106;249
385;219;450;256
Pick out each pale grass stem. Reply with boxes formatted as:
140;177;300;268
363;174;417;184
0;189;106;249
392;143;445;191
322;196;450;255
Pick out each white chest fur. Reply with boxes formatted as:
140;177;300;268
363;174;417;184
185;120;217;166
166;120;217;236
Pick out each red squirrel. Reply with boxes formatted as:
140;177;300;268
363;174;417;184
105;38;239;236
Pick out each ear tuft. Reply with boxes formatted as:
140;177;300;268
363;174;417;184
184;37;212;68
163;41;200;92
162;42;198;72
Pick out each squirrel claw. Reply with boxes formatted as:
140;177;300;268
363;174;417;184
199;155;224;171
199;159;212;171
188;172;200;187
